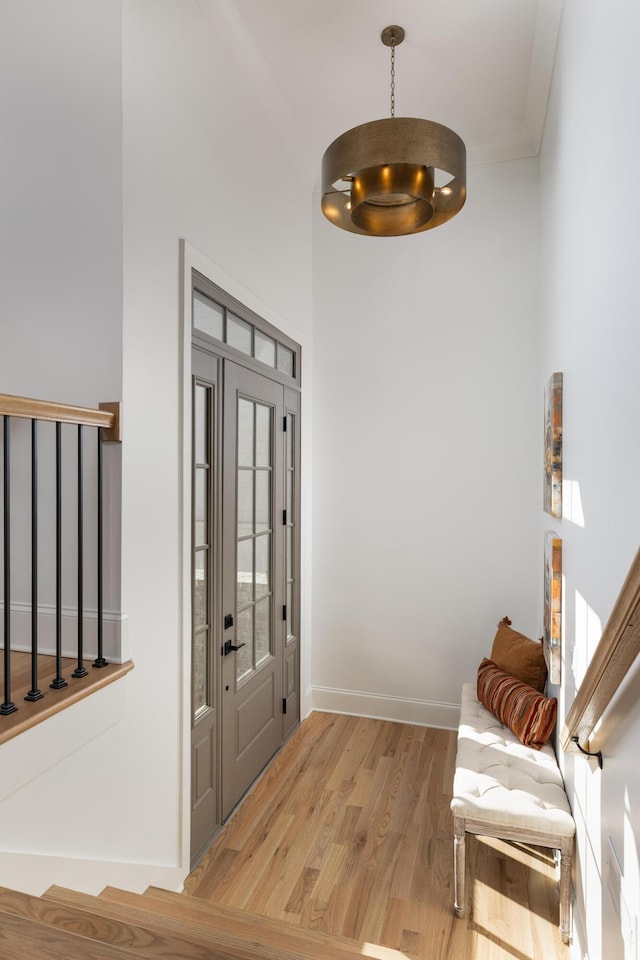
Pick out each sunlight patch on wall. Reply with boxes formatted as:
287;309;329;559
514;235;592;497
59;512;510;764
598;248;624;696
562;478;585;527
572;590;602;689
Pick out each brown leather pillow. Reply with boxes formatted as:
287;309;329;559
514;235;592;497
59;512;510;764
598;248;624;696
489;616;547;692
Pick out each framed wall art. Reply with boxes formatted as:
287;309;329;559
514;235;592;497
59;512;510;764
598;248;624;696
544;531;562;685
544;372;563;518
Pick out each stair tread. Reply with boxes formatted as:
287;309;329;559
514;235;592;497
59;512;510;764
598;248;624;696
143;886;402;956
0;887;225;960
46;884;404;960
0;905;145;960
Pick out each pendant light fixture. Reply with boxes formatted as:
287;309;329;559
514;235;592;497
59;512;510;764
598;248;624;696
321;26;466;237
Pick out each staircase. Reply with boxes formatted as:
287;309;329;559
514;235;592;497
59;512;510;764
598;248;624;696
0;884;403;960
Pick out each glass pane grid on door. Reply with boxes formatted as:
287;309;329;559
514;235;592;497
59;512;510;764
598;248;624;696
193;383;212;720
285;412;296;645
235;397;273;683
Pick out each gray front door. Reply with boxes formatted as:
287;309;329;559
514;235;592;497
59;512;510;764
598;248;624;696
221;361;284;818
190;343;301;863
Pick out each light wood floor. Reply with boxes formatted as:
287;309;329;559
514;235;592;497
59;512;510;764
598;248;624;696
185;712;569;960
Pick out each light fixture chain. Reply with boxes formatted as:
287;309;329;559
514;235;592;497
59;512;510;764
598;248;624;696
390;41;395;118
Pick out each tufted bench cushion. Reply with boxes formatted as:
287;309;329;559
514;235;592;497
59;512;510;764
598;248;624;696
451;682;575;943
452;682;574;835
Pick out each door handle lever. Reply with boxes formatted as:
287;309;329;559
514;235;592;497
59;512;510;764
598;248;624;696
223;639;246;656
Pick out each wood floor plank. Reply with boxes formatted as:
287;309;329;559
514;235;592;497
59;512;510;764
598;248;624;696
183;712;570;960
255;796;332;918
306;840;348;906
0;887;216;960
0;907;143;960
218;811;298;909
379;896;407;950
324;717;381;791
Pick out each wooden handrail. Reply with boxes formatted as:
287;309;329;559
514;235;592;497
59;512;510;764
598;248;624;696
561;547;640;751
0;394;121;442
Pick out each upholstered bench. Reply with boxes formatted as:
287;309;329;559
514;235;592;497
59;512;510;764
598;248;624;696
451;681;576;944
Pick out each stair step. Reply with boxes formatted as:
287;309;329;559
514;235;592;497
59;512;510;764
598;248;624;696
0;904;142;960
47;884;404;960
0;887;219;960
142;885;405;959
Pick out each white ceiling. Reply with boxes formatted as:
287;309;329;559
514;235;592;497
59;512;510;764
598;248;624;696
219;0;563;169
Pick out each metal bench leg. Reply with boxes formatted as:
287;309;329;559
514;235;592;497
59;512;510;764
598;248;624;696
454;816;466;918
559;837;573;944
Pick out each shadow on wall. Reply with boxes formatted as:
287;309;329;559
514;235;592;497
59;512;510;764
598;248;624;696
595;657;640;751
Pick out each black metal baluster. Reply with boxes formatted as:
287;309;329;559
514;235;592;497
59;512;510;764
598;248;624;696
1;416;17;715
72;424;87;678
93;426;107;668
50;421;67;689
25;419;43;701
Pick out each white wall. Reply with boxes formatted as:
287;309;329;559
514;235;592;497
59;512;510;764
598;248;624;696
311;158;541;726
0;0;313;892
539;1;640;956
0;0;123;405
0;0;123;623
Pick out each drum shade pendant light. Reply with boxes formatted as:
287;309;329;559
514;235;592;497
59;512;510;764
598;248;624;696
321;26;466;237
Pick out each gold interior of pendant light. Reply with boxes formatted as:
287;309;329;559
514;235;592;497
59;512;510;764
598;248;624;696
321;25;466;237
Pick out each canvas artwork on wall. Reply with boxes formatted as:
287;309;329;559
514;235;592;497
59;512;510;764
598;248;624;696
544;531;562;685
544;372;563;518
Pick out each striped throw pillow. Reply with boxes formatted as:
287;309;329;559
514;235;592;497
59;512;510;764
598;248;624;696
477;658;557;749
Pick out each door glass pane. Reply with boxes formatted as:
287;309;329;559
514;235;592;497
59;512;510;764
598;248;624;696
255;471;270;533
254;330;276;367
255;403;271;467
255;533;270;600
195;468;207;546
236;607;253;681
286;581;292;637
286;413;294;469
193;628;209;715
227;313;252;354
286;469;293;518
237;538;253;607
194;291;224;340
255;598;271;665
195;385;208;464
238;399;254;467
194;550;207;628
237;469;253;537
277;343;294;376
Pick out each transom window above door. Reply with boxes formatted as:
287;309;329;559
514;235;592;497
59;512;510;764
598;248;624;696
192;272;300;385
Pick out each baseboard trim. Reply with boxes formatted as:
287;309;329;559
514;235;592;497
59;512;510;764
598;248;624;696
310;685;460;729
0;602;128;663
